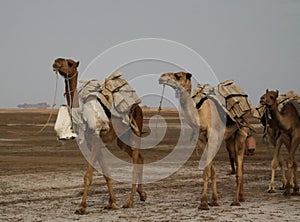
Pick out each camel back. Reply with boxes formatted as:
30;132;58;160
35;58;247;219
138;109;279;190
192;80;251;122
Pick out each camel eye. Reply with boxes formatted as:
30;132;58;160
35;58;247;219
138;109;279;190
270;96;274;100
68;62;73;67
175;74;181;80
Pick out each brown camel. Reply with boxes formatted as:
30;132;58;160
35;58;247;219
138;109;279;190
52;58;146;214
159;72;250;210
260;89;300;195
258;107;290;192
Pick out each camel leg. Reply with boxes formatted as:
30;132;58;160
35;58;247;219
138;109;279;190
231;128;248;206
284;137;300;196
292;160;299;195
75;132;98;215
103;175;118;209
209;163;219;207
117;136;146;208
136;153;147;201
199;164;211;210
123;148;140;208
97;148;118;210
75;164;94;215
226;138;236;175
279;153;287;190
268;137;283;193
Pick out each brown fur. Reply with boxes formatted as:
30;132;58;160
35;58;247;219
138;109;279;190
159;72;250;209
52;58;146;213
260;90;300;195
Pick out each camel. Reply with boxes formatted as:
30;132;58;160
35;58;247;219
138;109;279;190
52;58;146;214
260;89;300;195
159;72;251;210
258;107;290;192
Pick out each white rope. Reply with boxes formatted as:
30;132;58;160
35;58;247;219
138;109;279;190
34;72;59;135
155;84;165;141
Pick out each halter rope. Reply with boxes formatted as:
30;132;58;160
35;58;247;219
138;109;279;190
34;72;59;135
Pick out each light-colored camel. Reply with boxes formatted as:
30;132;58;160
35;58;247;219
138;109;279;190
52;58;146;214
259;108;290;192
159;72;250;209
260;90;300;195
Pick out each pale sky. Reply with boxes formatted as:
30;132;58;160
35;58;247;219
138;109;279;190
0;0;299;108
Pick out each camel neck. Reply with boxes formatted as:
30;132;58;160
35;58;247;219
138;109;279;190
64;71;79;108
268;103;288;131
178;88;191;107
178;88;200;128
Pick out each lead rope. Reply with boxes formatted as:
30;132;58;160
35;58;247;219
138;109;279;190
34;72;59;135
155;84;165;141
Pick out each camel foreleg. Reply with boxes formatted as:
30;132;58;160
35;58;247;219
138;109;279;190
199;163;211;210
268;137;284;193
76;164;94;215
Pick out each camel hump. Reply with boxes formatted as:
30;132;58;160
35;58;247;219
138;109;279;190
285;100;300;118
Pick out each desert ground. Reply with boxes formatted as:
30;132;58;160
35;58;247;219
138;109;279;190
0;109;299;222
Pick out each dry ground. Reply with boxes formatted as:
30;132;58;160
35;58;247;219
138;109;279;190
0;109;299;222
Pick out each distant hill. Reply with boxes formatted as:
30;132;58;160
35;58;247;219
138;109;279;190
17;102;50;109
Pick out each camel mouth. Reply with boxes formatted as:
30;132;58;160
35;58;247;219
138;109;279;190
259;99;267;106
52;63;61;72
158;78;167;85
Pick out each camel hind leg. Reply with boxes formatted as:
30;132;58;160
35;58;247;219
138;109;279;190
284;135;300;196
231;127;248;206
209;163;219;207
117;137;146;208
226;137;236;175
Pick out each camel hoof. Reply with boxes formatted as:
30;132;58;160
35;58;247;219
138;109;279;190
139;191;147;202
227;171;236;176
267;188;276;193
75;208;87;215
198;203;209;210
209;201;219;207
230;201;241;206
104;202;118;210
291;191;300;196
283;191;290;197
279;185;286;190
123;201;133;208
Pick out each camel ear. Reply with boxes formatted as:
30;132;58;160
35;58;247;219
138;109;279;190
275;90;279;98
266;89;269;93
186;73;192;80
76;61;80;67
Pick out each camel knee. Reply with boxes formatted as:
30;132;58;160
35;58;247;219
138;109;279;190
84;172;93;186
271;159;279;169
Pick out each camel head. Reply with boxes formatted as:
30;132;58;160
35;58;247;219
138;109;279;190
260;89;279;108
159;72;192;94
52;58;79;79
52;58;80;108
